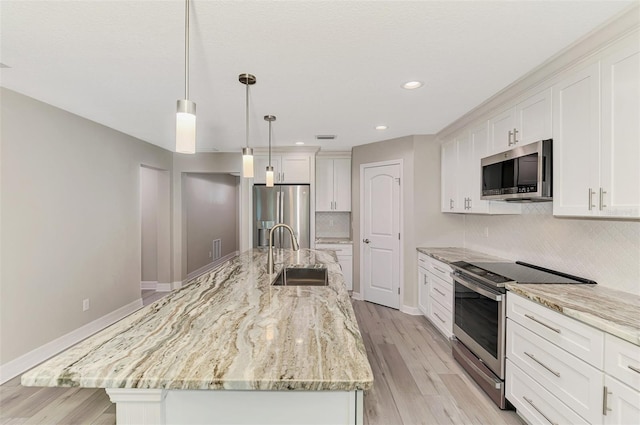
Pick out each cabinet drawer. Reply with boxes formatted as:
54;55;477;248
507;319;603;424
418;254;452;283
429;275;452;311
507;292;604;368
506;359;589;425
428;297;452;339
604;333;640;390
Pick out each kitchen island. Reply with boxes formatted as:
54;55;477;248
21;249;373;425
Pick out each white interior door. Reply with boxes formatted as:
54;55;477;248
361;162;400;309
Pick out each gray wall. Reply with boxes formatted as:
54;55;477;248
0;88;173;364
141;166;158;282
352;135;463;310
184;173;239;274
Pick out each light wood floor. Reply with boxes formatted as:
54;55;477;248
0;300;523;424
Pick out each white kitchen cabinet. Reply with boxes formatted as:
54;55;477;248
554;35;640;218
603;374;640;425
417;252;453;339
507;292;640;425
441;127;521;214
316;158;351;212
316;243;353;290
489;88;552;155
253;154;311;184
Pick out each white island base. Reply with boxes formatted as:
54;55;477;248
107;388;364;425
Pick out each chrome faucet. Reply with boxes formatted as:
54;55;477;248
267;223;300;274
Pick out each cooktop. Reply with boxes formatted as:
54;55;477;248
451;260;596;287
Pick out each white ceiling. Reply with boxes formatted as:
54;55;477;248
1;1;635;153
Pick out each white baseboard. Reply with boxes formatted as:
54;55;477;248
172;281;183;291
0;298;143;385
186;251;239;281
140;281;158;290
400;305;422;316
155;283;173;292
350;292;363;301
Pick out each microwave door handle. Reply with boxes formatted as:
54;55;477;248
454;276;503;301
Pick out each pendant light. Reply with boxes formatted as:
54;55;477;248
239;73;256;178
176;0;196;154
264;115;276;187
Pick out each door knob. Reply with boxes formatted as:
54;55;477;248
363;238;371;244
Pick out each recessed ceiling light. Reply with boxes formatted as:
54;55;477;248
295;141;304;145
376;125;388;130
402;81;423;90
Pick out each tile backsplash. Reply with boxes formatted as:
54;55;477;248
316;212;351;238
464;203;640;295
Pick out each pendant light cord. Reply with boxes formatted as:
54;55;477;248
268;120;272;166
245;76;250;148
184;0;190;100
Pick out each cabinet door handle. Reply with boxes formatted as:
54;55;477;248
513;128;519;144
599;187;607;210
433;266;447;274
450;199;454;210
628;365;640;374
433;312;446;324
588;188;596;210
433;287;446;297
467;198;472;210
508;130;514;146
524;314;561;334
525;352;561;377
523;396;558;425
603;386;612;415
281;172;285;182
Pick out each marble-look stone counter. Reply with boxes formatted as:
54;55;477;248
507;283;640;347
416;247;508;263
22;249;373;391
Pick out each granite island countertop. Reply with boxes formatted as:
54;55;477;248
416;246;640;347
22;249;373;391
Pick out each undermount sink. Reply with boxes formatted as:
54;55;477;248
271;266;328;286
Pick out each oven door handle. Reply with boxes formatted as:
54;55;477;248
454;276;503;301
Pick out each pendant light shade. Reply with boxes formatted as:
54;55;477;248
176;0;196;154
264;115;276;187
239;73;256;178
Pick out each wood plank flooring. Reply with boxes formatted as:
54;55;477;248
0;299;523;424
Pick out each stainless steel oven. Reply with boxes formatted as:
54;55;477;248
449;260;596;410
452;270;507;408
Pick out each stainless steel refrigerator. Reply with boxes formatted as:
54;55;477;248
253;184;310;249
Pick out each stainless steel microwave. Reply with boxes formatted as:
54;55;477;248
481;139;552;202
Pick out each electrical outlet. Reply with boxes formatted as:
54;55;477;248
82;299;90;311
484;227;489;238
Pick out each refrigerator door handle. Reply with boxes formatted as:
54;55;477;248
280;189;285;247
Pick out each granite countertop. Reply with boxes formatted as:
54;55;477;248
416;246;640;347
315;238;353;244
22;249;373;391
507;284;640;347
416;246;508;263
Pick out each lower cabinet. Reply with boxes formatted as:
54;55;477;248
417;252;453;339
506;292;640;425
316;243;353;290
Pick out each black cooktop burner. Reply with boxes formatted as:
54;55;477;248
451;260;596;288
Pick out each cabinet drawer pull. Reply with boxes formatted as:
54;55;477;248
433;287;446;297
599;187;607;210
525;352;561;377
628;365;640;374
433;312;446;324
524;314;561;334
523;396;558;425
603;386;612;416
588;188;596;210
433;266;447;274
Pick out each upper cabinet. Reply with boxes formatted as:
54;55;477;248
316;157;351;212
489;88;553;154
253;154;312;184
553;34;639;218
441;125;521;214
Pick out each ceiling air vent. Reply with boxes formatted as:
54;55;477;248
315;135;337;140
